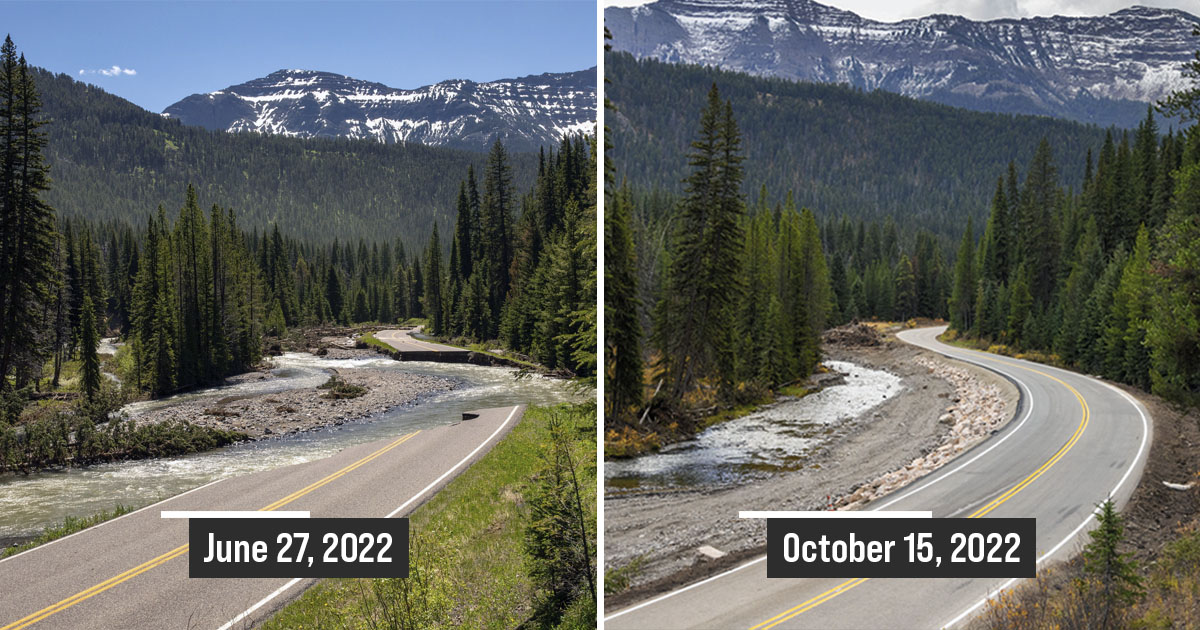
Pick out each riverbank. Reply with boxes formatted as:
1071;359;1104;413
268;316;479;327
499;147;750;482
126;360;457;439
604;324;1018;610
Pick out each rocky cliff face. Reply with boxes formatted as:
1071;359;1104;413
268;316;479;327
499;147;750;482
163;68;596;152
606;0;1199;127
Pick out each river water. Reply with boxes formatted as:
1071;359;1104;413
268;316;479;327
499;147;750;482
0;353;583;540
605;360;902;491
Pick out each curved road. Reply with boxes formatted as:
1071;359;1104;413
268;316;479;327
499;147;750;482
0;405;523;630
606;326;1150;629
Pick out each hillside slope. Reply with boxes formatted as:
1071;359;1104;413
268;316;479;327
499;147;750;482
36;68;540;247
608;52;1112;237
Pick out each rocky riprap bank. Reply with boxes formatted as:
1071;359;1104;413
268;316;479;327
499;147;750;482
837;355;1009;509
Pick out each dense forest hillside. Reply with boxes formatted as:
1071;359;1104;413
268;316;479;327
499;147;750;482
608;52;1113;240
33;68;539;249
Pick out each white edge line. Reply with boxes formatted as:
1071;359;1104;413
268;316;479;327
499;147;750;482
215;405;522;630
940;380;1151;629
606;329;1037;621
215;578;304;630
873;332;1036;510
604;557;767;622
738;511;932;519
0;477;227;565
384;405;521;518
160;511;309;519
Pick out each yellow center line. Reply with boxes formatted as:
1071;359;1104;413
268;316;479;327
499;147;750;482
1;430;420;630
750;353;1090;630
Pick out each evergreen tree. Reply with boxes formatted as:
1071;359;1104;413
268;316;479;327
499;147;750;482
655;84;746;399
79;295;100;401
1149;158;1200;404
0;38;58;390
949;217;976;332
1082;500;1143;626
423;223;445;335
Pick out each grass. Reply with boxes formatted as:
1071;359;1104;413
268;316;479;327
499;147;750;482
700;399;768;429
2;504;135;558
936;330;1068;368
778;384;813;398
357;332;393;352
605;555;647;595
318;375;367;399
261;403;597;629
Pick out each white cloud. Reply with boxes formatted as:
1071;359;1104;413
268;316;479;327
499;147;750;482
77;65;137;77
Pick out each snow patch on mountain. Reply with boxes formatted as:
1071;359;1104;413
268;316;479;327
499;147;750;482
606;0;1199;127
163;68;596;152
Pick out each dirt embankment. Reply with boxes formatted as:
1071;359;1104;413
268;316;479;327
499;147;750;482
1102;389;1200;564
604;326;1019;611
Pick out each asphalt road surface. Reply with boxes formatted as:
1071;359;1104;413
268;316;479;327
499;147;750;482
606;326;1150;629
0;405;524;630
373;328;464;354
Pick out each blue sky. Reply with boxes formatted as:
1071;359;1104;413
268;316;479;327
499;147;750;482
5;1;597;112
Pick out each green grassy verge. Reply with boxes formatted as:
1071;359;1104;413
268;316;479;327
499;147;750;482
2;505;135;558
262;403;597;629
357;332;393;353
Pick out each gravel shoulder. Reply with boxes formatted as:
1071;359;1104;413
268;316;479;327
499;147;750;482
604;328;1018;611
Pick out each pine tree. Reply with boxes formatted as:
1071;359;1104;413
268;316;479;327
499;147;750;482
894;256;918;321
0;39;58;390
1158;25;1200;122
423;223;445;335
1148;159;1200;404
1082;500;1143;626
655;84;747;400
480;141;513;337
79;295;100;401
950;217;976;332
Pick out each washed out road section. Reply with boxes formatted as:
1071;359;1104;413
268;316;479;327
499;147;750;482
0;405;524;630
374;328;465;354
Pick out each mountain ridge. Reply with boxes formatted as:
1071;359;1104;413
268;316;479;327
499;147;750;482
163;67;596;152
606;0;1200;127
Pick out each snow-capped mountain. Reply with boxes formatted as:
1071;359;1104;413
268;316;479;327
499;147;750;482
163;68;596;152
606;0;1199;127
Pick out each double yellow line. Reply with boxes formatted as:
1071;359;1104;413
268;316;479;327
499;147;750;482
1;430;420;630
750;359;1090;630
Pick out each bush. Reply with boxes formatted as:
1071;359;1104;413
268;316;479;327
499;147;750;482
319;375;367;399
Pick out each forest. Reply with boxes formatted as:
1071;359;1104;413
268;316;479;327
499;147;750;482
947;103;1200;406
0;36;595;472
606;84;832;451
31;66;538;249
604;33;1200;452
607;51;1113;242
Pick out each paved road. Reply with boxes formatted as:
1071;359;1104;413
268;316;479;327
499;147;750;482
0;405;524;630
374;328;464;354
606;326;1150;629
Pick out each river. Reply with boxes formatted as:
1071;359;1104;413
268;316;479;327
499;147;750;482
0;352;583;540
604;360;902;490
